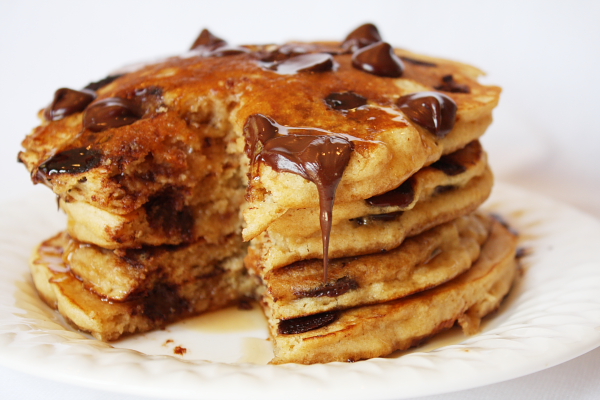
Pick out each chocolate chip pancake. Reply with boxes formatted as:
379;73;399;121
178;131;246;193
30;232;254;341
19;23;513;363
268;217;518;364
251;212;492;320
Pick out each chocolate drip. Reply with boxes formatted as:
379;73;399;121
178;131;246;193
396;92;457;138
84;74;123;91
83;97;143;132
38;147;102;176
295;276;359;299
325;92;367;111
271;53;336;75
260;133;354;281
44;88;96;121
342;23;382;51
435;74;471;94
278;311;339;335
352;42;404;78
366;179;415;207
190;28;226;50
243;114;279;161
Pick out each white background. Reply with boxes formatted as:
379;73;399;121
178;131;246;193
1;1;599;399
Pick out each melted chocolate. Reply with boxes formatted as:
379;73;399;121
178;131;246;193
366;179;414;207
259;131;354;281
352;42;404;78
190;28;226;50
271;53;336;75
84;74;123;91
44;88;96;121
278;311;339;335
435;74;471;94
396;92;457;138
243;114;279;161
295;276;359;298
342;23;382;51
83;97;143;132
325;92;368;111
38;147;102;176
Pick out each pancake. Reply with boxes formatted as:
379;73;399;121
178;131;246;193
30;232;255;341
251;165;493;272
268;218;518;364
64;233;243;301
251;212;492;320
19;24;511;363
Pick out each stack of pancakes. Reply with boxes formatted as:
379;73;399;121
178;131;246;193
19;24;517;363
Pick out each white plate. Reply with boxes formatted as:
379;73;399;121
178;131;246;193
0;182;599;400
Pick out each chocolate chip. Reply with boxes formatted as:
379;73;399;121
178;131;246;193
144;188;194;241
366;179;415;207
83;97;143;132
84;74;123;91
44;88;96;121
272;53;336;74
400;56;437;67
342;23;382;51
396;92;457;138
434;184;458;194
139;282;190;322
208;45;250;57
38;147;102;176
435;74;471;94
295;277;359;298
325;92;368;111
352;42;404;78
190;28;226;50
431;157;467;176
278;311;339;335
260;44;308;63
350;211;404;226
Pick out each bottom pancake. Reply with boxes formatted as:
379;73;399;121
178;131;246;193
267;217;518;364
30;233;256;341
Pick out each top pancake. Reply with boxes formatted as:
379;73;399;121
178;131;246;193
19;27;500;247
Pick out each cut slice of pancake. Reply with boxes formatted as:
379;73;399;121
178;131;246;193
61;167;244;248
30;232;255;341
64;233;244;301
243;140;487;241
251;165;493;272
252;213;492;320
267;217;518;364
